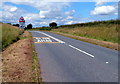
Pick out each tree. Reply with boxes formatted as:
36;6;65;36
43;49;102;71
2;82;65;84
7;23;11;25
49;22;57;28
13;24;19;27
27;24;32;29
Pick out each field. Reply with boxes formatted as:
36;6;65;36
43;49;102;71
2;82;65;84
52;23;119;43
1;23;24;50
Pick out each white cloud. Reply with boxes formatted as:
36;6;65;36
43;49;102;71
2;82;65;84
10;7;17;12
2;0;119;2
114;12;118;15
95;0;107;6
66;21;75;24
96;1;105;6
39;22;48;25
39;11;48;18
0;2;70;26
0;2;95;27
91;6;116;15
1;4;27;23
65;20;84;25
66;16;73;19
1;0;97;26
2;5;17;12
65;10;75;16
24;14;39;20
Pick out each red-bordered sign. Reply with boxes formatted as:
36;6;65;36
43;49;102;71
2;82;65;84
19;16;25;22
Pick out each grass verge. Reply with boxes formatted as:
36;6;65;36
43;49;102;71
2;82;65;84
2;30;41;82
32;38;42;83
51;31;119;50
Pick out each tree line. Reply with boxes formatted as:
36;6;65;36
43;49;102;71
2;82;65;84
11;23;33;29
9;19;120;30
11;22;57;29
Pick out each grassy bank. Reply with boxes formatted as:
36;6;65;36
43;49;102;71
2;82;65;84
52;24;119;43
2;23;24;50
2;31;41;82
51;20;119;44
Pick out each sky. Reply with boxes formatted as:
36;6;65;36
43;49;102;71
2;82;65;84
0;0;119;27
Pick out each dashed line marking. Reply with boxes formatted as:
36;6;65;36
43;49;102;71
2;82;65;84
68;44;95;58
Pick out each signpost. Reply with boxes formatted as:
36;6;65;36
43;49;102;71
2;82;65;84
19;16;25;29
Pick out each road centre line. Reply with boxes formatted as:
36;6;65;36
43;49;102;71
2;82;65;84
33;31;95;58
68;44;95;58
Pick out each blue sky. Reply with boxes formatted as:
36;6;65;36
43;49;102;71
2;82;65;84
0;1;118;27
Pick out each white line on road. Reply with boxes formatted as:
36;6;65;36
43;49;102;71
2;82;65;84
68;44;95;58
34;31;65;43
36;37;52;42
32;31;94;58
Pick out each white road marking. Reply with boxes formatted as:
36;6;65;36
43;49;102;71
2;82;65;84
68;44;95;58
106;62;109;64
44;38;52;42
33;31;65;43
35;37;52;42
36;38;42;42
32;31;95;58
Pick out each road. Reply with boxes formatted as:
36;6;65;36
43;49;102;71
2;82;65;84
30;31;118;82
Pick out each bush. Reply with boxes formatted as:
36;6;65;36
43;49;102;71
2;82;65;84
13;24;19;27
39;27;52;31
27;24;32;29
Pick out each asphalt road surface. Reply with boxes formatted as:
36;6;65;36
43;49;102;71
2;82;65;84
30;31;118;82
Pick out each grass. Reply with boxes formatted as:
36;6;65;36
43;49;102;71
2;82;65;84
30;27;52;31
27;31;42;82
52;24;119;44
2;23;24;50
2;23;42;82
32;39;42;83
